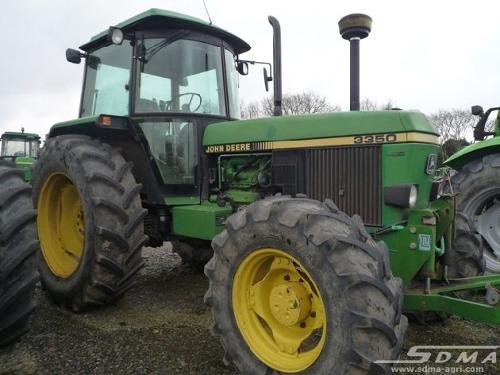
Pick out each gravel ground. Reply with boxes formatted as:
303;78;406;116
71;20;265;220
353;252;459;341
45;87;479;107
1;244;499;374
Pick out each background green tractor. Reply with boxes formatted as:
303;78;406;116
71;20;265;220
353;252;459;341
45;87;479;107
0;130;41;181
31;9;500;373
0;161;38;346
445;106;500;272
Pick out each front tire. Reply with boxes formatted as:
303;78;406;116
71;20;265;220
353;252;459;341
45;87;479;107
0;162;38;346
32;135;148;311
451;154;500;272
205;196;407;374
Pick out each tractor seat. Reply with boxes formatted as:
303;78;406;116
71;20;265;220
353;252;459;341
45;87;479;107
137;98;159;112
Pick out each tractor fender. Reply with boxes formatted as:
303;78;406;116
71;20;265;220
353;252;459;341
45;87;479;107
47;115;167;206
444;136;500;171
48;115;130;138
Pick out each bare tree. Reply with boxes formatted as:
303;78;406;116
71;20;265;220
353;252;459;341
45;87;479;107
429;109;476;144
240;100;261;119
241;91;339;119
263;92;340;116
483;109;498;133
360;98;397;111
486;117;497;133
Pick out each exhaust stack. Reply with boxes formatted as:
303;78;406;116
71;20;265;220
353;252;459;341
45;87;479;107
268;16;282;116
338;14;372;111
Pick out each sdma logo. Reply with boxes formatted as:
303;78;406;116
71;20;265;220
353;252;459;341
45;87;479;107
376;346;499;364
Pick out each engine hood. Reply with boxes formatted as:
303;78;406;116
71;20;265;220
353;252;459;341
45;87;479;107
203;110;439;154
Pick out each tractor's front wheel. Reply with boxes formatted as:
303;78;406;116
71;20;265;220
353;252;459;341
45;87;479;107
32;135;147;311
205;196;407;374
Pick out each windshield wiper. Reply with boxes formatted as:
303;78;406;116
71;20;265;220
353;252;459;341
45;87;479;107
142;30;191;62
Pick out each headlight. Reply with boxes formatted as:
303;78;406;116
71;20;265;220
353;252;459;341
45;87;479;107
384;184;419;208
107;27;124;45
409;185;418;208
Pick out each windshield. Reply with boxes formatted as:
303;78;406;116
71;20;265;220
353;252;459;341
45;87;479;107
1;138;39;158
136;38;225;116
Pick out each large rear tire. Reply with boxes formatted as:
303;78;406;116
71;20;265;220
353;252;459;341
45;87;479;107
451;154;500;272
0;161;38;346
32;135;147;311
446;213;485;279
205;196;407;374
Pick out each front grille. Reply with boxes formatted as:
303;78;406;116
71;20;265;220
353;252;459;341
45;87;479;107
305;145;381;225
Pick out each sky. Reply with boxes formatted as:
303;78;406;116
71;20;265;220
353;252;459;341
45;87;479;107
0;0;499;137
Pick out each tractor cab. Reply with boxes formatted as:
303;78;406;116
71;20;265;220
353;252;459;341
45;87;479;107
0;130;40;160
63;9;251;202
75;9;249;119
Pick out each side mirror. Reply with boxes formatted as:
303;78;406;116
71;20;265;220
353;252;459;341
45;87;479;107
66;48;84;64
471;105;484;116
237;61;249;75
473;106;500;140
263;67;272;92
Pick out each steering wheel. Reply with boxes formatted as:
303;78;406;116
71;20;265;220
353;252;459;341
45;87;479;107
166;92;202;113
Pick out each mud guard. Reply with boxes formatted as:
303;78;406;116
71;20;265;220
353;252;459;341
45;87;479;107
445;136;500;171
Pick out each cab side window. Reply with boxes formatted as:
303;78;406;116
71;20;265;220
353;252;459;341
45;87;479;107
81;42;132;117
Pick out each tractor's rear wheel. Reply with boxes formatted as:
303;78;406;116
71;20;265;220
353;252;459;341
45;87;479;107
0;161;38;346
451;154;500;272
32;135;147;311
205;196;407;374
446;212;485;279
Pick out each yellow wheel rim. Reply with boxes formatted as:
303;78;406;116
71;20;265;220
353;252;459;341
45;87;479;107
232;248;327;373
37;172;85;278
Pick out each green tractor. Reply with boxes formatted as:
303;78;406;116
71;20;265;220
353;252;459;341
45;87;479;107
0;161;38;346
31;9;500;373
0;130;41;181
445;106;500;273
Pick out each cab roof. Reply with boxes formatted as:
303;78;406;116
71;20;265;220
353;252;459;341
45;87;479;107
1;132;40;139
80;8;251;55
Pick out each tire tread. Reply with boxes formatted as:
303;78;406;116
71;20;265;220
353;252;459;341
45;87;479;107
205;196;407;374
32;136;145;311
0;163;38;346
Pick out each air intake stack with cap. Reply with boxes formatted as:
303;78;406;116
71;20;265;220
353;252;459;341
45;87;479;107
338;14;372;111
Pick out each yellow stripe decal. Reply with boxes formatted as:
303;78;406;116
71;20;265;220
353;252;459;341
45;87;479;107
204;132;439;154
405;132;439;144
